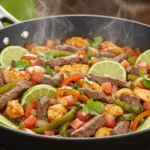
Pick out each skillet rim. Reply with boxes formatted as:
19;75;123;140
0;14;150;141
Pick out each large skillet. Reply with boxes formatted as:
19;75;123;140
0;6;150;150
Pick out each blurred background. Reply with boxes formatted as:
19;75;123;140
0;0;150;26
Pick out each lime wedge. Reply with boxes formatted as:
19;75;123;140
0;46;29;66
0;115;18;129
21;84;56;107
135;50;150;65
137;116;150;131
88;60;126;80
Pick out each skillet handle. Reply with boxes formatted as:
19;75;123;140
0;5;20;29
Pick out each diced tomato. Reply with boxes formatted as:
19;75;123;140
137;82;147;89
76;110;92;122
137;61;147;68
30;71;43;84
43;130;55;136
20;71;26;77
104;114;116;128
24;43;31;50
45;40;56;49
101;82;112;95
98;43;106;50
75;50;86;56
134;48;141;57
30;59;42;66
24;115;36;128
21;54;37;61
64;95;77;106
70;118;84;129
25;101;38;118
143;102;150;110
121;59;130;68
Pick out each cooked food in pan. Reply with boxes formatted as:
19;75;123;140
0;36;150;138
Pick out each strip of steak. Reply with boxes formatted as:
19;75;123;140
109;54;129;62
38;72;64;87
43;54;89;68
120;94;141;106
112;121;130;135
36;96;50;120
0;69;4;87
80;88;113;103
126;66;140;76
0;81;32;110
84;74;131;88
71;114;105;137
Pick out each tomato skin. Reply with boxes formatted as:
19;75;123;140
76;110;92;122
101;82;112;95
70;118;84;129
143;102;150;110
65;95;77;106
137;82;147;89
24;115;36;128
25;101;38;118
30;59;42;66
104;114;116;128
98;43;106;50
121;60;130;68
75;50;86;56
43;130;55;136
21;54;37;61
30;71;43;84
45;40;56;49
137;61;147;68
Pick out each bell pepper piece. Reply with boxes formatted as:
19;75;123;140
0;83;17;94
75;50;86;56
59;121;71;137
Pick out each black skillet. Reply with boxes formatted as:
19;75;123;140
0;5;150;150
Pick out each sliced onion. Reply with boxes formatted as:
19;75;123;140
21;128;36;134
35;119;49;127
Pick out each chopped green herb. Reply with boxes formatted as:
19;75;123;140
72;102;85;108
78;89;84;95
66;72;70;76
37;50;54;60
83;99;104;115
73;82;79;90
14;60;30;70
90;36;103;49
140;70;150;88
86;53;93;59
44;66;53;75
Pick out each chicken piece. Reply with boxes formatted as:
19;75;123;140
95;127;112;137
77;79;102;92
47;104;67;121
104;104;123;116
133;87;150;102
6;100;24;119
58;64;89;74
65;37;90;48
103;41;123;55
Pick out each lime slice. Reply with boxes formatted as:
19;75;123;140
137;116;150;131
0;46;29;66
135;49;150;65
0;115;18;129
88;60;126;80
21;84;56;107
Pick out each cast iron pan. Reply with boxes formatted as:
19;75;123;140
0;6;150;150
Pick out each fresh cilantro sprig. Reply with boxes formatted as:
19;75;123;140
90;36;103;49
44;66;53;75
83;99;104;115
14;60;30;70
37;50;54;60
140;70;150;88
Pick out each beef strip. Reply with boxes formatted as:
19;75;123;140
36;96;50;120
80;88;113;103
0;69;4;87
112;121;130;135
43;54;89;68
109;54;129;62
148;68;150;74
0;81;32;110
55;44;80;53
38;72;64;87
11;59;17;67
84;74;132;88
120;94;141;106
71;114;105;137
126;66;140;76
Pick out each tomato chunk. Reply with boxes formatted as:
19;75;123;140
25;101;38;118
101;82;112;95
121;60;130;68
75;50;86;56
43;130;55;136
137;82;147;89
143;102;150;110
24;115;36;128
70;118;84;129
45;40;56;49
104;114;116;128
76;110;92;122
21;54;37;61
30;59;42;66
30;71;43;84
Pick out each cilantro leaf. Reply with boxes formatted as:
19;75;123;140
37;50;54;60
14;60;30;70
86;53;93;59
139;70;146;78
90;36;103;49
44;66;53;75
142;75;150;88
72;102;85;108
83;99;104;115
